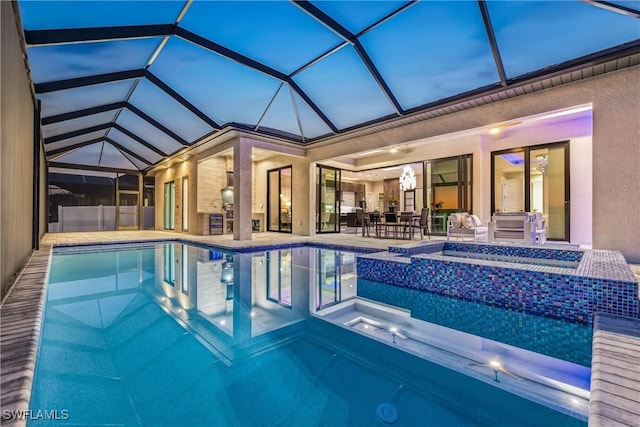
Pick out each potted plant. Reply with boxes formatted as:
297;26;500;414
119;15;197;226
387;196;399;212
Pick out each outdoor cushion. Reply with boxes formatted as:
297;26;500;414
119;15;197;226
464;214;482;229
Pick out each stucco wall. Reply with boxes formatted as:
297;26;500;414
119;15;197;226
1;2;39;295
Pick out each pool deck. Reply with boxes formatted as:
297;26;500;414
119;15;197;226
1;231;639;426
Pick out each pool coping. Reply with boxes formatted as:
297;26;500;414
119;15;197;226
1;234;639;426
0;245;51;426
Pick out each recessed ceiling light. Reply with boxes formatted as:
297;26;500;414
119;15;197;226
390;147;398;154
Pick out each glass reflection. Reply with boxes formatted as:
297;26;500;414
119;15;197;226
46;243;365;362
267;249;292;307
316;249;357;310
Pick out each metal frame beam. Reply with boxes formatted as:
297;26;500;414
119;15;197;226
42;102;126;125
291;0;403;115
145;71;219;129
581;0;640;18
42;101;188;146
125;103;188;145
24;24;175;46
46;138;105;156
477;0;507;86
44;122;167;157
44;123;111;144
34;69;145;93
46;136;153;168
110;123;168;156
49;161;140;174
174;27;338;133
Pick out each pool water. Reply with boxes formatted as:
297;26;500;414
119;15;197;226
30;242;587;426
358;279;592;366
441;250;580;269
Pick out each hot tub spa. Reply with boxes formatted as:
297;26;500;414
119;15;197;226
356;241;639;325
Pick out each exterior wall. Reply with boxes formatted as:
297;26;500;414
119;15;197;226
590;69;640;264
1;2;39;295
308;66;640;262
197;157;227;213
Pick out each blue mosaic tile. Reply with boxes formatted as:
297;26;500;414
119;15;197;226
357;242;639;325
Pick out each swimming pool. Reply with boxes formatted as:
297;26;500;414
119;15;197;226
29;242;587;426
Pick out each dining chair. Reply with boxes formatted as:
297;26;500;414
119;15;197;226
384;212;398;238
369;212;382;237
399;211;414;239
411;207;430;240
356;208;370;237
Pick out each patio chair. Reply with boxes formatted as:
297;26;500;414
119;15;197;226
447;213;488;242
533;212;547;245
488;212;536;244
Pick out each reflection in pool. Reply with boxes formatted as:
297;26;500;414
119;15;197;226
31;242;588;426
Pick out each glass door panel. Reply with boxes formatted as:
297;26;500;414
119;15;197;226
118;191;138;230
268;170;279;231
267;166;293;233
164;181;175;230
530;146;568;240
493;151;525;213
182;176;189;231
281;168;292;232
317;165;340;233
425;155;473;234
492;142;569;241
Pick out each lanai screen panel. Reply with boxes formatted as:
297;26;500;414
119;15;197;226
15;0;640;171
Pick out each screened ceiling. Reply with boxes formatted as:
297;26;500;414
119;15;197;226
18;0;640;172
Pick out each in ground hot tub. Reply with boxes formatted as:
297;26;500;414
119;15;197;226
357;241;638;325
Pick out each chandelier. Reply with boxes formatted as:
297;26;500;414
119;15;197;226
534;155;549;175
399;165;417;191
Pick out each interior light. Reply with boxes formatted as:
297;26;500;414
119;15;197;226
250;311;256;317
390;147;398;154
490;360;501;368
488;127;501;135
571;398;580;405
220;319;226;326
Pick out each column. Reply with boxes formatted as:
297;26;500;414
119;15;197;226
233;140;253;240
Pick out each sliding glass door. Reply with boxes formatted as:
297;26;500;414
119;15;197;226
317;165;340;233
267;166;292;233
425;154;472;234
492;141;569;241
163;181;175;230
